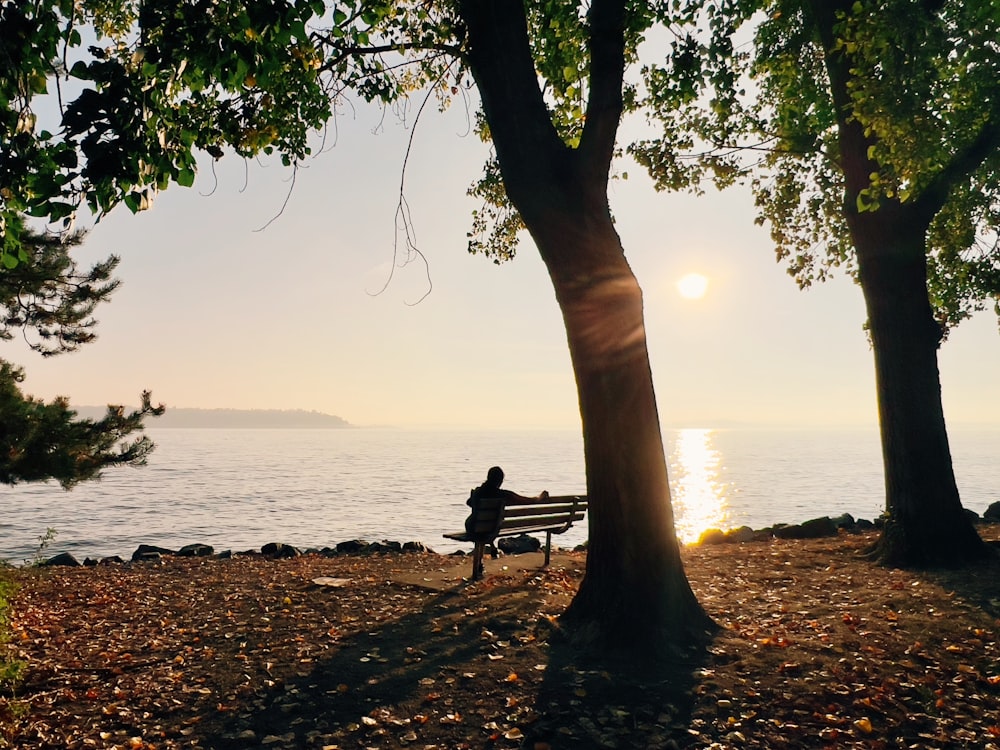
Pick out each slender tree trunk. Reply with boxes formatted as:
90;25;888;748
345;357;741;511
459;0;715;656
809;0;987;567
849;206;986;566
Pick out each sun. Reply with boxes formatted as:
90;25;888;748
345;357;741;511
677;273;709;300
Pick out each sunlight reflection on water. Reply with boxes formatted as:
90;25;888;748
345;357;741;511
669;429;731;544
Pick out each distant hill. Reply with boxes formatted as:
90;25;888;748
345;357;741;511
73;407;354;429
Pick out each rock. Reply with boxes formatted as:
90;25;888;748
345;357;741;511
99;556;125;565
83;557;98;566
984;501;1000;522
335;539;368;554
772;523;803;540
831;513;855;530
178;543;214;557
312;577;350;588
132;544;174;562
368;540;403;554
725;526;756;543
855;518;875;530
697;528;726;545
799;516;839;538
497;534;541;554
964;508;981;524
42;552;80;567
773;518;839;539
403;541;430;553
261;542;301;559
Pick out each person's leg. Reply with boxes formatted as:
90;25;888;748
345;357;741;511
472;542;485;579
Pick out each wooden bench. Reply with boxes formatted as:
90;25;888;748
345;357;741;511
443;495;588;580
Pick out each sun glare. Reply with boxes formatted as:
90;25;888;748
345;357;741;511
670;429;728;544
677;273;709;300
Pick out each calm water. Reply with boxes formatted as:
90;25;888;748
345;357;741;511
2;427;998;563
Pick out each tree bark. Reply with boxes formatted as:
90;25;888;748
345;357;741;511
459;0;715;655
532;200;715;651
809;0;987;566
848;204;986;566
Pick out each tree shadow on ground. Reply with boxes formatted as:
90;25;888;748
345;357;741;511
200;574;708;749
525;635;708;750
915;542;1000;619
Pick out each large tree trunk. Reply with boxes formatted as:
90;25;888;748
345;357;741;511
534;207;715;651
849;206;987;566
459;0;714;656
517;191;716;651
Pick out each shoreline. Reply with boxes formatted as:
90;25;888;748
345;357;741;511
23;508;1000;569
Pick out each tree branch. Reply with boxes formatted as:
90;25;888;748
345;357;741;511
315;36;464;67
578;0;626;180
457;0;568;211
915;115;1000;217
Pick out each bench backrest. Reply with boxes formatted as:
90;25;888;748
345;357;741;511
468;495;588;539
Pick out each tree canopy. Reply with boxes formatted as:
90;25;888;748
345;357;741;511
0;228;163;488
0;360;161;488
634;0;1000;334
631;0;1000;565
0;228;118;355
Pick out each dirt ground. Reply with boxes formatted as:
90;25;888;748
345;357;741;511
3;528;1000;749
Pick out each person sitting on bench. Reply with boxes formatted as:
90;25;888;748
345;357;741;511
465;466;548;577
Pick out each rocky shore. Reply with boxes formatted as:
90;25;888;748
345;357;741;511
36;500;1000;568
697;501;1000;545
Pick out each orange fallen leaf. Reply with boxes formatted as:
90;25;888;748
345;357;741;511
853;717;873;734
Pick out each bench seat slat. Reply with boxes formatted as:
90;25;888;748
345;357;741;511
502;496;586;507
502;504;587;519
498;513;585;532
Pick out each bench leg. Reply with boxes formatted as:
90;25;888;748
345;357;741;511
544;532;552;566
472;542;485;580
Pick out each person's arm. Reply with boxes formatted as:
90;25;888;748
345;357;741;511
502;489;549;504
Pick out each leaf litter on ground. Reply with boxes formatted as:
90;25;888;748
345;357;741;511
1;528;999;749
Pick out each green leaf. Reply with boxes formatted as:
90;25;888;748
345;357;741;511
177;168;196;188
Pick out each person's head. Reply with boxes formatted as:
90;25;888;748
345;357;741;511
485;466;505;489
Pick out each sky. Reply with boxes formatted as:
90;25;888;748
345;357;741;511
12;97;1000;430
